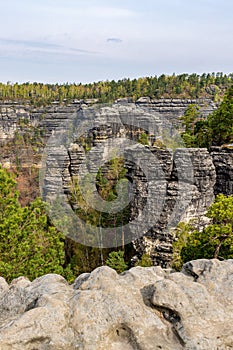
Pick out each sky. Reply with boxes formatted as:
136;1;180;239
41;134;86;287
0;0;233;84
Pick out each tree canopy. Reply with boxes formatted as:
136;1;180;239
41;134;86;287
208;85;233;145
0;72;232;106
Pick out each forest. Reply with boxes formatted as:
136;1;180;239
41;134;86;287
1;72;233;106
0;74;232;282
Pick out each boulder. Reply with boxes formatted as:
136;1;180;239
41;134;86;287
0;259;232;349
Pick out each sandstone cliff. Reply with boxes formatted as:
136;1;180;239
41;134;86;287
0;101;232;266
0;98;217;144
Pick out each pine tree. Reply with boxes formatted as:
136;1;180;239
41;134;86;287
0;166;66;282
106;250;128;273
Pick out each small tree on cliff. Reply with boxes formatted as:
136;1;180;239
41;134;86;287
0;166;66;282
179;104;200;147
172;194;233;270
106;251;128;273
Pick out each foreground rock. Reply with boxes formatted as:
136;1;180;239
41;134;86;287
0;259;232;350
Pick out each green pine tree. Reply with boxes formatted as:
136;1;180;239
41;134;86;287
106;250;128;273
0;166;66;282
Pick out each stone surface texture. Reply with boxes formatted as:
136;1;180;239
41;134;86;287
0;259;232;350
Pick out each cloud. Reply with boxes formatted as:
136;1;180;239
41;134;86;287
0;38;60;49
0;37;98;59
107;38;123;44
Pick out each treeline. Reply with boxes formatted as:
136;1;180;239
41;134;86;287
1;72;233;106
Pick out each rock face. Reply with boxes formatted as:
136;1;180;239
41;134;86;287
0;98;217;144
0;101;232;266
135;97;217;124
0;259;232;350
41;104;218;265
130;147;216;266
211;146;233;196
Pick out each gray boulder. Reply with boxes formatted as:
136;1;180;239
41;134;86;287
0;259;232;350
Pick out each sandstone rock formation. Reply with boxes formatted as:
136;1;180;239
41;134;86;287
211;146;233;196
128;147;216;266
0;259;232;350
0;98;217;143
40;103;219;266
0;101;232;266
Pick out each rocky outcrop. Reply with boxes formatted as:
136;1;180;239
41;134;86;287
0;259;232;350
130;148;216;266
135;97;217;124
211;146;233;196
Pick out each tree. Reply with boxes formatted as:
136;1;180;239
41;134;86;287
66;157;131;273
178;86;233;148
138;132;149;145
135;253;153;267
172;194;233;270
179;104;200;147
193;119;212;148
0;166;66;282
208;86;233;145
172;222;197;270
105;250;128;273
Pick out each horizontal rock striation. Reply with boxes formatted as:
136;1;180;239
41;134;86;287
130;147;216;266
211;146;233;196
0;101;232;266
0;98;217;143
0;259;232;350
135;97;217;124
